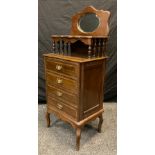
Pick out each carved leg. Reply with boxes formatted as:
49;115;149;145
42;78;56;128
98;114;103;133
46;112;50;127
76;127;81;151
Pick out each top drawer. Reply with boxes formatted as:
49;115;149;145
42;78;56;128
45;57;79;78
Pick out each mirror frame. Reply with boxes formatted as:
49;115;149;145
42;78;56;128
70;6;110;36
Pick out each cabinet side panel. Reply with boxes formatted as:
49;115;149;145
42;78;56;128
82;60;106;119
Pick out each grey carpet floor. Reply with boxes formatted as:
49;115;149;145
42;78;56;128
38;103;117;155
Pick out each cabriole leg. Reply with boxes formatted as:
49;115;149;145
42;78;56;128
76;127;81;151
46;112;50;127
98;114;103;133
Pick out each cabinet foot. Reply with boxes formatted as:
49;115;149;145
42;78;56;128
76;127;81;151
98;114;103;133
46;112;50;127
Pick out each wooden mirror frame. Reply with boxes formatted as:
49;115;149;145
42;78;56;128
71;6;110;36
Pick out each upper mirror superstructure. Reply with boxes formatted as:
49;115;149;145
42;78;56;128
51;6;110;58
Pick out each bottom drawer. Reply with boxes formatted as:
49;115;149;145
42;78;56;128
47;97;77;120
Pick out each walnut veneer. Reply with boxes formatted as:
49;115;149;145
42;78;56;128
43;6;110;150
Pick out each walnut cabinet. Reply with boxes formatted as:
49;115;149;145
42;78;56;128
43;6;110;150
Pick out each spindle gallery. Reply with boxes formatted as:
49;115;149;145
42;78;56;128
43;6;110;150
51;36;108;58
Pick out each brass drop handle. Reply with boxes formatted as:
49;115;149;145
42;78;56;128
56;65;62;71
56;78;63;84
57;104;63;110
56;91;63;97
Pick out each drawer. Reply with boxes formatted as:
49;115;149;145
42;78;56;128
47;97;77;119
45;58;79;78
46;72;78;95
47;85;78;107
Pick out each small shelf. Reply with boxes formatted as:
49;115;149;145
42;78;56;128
52;35;109;39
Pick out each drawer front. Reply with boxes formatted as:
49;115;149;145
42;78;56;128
46;58;79;78
46;72;78;95
47;97;77;119
47;85;78;107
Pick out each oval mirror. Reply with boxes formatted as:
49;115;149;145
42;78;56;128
78;13;100;33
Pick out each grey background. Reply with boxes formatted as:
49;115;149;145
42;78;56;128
38;0;117;102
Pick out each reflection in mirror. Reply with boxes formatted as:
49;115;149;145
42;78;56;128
78;13;100;33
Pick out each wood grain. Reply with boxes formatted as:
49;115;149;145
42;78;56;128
71;6;110;36
43;6;110;150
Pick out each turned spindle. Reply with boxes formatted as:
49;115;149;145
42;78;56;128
66;42;68;55
98;39;101;57
88;45;92;58
52;40;55;53
93;39;97;57
60;40;63;54
102;39;107;56
64;42;67;55
57;41;60;54
68;42;71;56
101;39;104;56
61;40;64;54
55;41;58;54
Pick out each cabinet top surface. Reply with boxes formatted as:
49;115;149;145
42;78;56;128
43;53;108;63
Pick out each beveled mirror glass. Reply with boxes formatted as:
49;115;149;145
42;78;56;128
78;13;100;33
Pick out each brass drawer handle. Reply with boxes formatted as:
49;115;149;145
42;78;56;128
56;78;63;84
57;104;63;110
56;91;63;97
56;65;62;71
